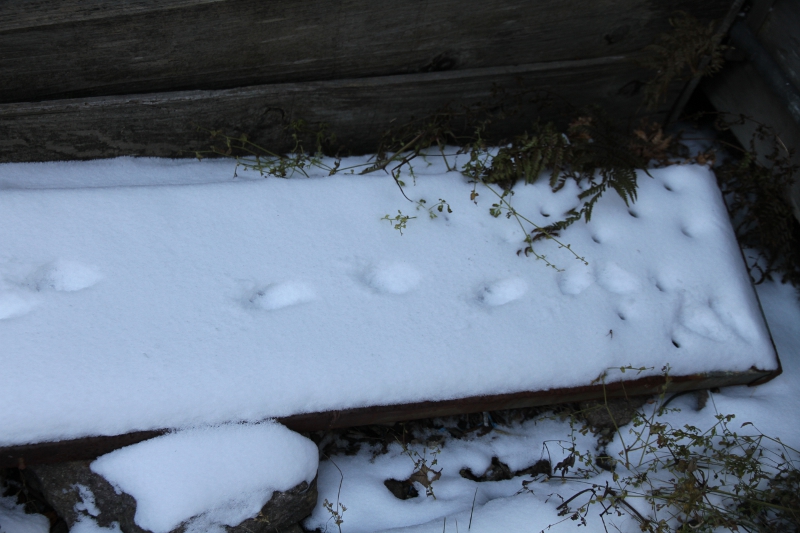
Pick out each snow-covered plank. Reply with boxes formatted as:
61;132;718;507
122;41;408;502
0;157;780;460
0;367;776;468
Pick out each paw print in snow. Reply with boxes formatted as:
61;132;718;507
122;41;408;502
363;262;422;295
249;281;316;311
477;277;528;306
27;260;102;292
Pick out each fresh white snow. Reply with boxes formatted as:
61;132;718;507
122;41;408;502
91;422;317;533
305;277;800;533
0;155;778;448
305;415;599;533
0;153;794;533
68;518;121;533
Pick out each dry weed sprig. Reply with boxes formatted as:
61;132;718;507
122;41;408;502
542;367;800;533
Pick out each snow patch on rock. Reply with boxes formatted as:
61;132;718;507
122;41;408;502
74;484;101;517
91;422;318;533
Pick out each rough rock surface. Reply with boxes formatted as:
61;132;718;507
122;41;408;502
23;461;139;532
579;395;649;431
24;461;317;533
230;478;317;533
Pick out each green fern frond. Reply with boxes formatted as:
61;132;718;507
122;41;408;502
482;125;568;188
640;11;728;109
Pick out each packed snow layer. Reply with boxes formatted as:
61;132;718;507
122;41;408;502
90;422;318;533
0;156;777;446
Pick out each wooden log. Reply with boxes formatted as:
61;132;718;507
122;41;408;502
0;0;733;104
0;56;669;163
0;366;780;468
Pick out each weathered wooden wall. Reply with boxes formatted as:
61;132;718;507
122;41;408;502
0;0;737;162
702;0;800;222
1;0;731;103
0;58;652;162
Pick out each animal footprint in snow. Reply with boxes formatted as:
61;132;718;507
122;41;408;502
595;262;640;294
249;281;315;311
558;263;594;296
27;260;102;292
477;277;528;306
0;292;36;320
363;262;422;295
678;296;734;342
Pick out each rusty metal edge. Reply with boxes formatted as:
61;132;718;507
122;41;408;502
2;366;779;469
741;251;785;389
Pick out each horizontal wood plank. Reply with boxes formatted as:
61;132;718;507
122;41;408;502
0;57;672;163
1;367;779;468
0;0;733;103
0;0;225;31
0;57;664;162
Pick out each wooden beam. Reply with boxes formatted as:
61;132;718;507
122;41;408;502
0;0;734;104
0;56;669;164
1;366;779;468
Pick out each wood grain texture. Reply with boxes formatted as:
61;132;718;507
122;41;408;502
0;57;669;163
0;0;225;31
755;0;800;91
0;0;732;103
0;367;779;468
